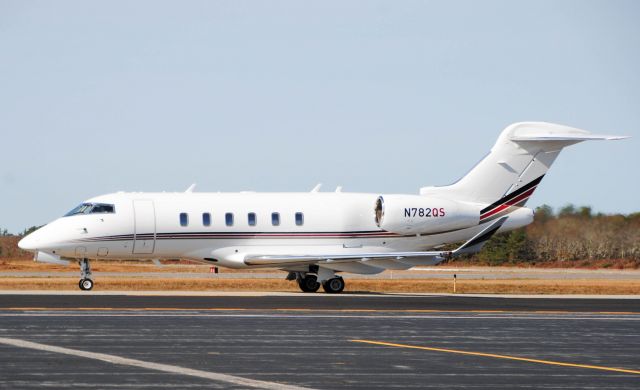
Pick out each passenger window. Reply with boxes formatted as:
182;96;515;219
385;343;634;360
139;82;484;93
180;213;189;227
202;213;211;226
295;212;304;226
248;212;257;226
271;212;280;226
225;212;234;226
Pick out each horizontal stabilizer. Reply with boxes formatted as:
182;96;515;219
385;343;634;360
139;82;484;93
507;122;629;142
511;133;629;141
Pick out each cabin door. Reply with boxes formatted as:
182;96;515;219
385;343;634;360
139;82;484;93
133;200;156;254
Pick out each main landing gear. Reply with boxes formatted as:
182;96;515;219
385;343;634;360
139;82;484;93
298;274;321;292
290;270;345;294
322;277;345;294
78;258;93;291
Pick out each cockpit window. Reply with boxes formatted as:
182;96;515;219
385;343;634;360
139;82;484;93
91;204;115;214
65;203;93;216
64;203;115;217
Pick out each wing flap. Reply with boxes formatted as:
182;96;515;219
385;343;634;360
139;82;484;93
243;251;449;266
243;217;508;268
362;258;413;270
320;262;385;274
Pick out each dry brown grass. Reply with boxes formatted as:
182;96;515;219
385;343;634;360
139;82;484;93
1;277;639;294
0;278;299;291
350;279;640;294
449;257;640;270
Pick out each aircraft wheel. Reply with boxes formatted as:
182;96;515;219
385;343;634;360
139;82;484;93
298;275;320;293
322;277;345;294
79;278;94;291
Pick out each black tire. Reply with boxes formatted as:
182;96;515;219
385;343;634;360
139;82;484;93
298;275;320;293
80;278;94;291
322;277;345;294
79;279;85;290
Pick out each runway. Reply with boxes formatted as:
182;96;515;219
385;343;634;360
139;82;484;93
1;293;639;389
0;292;639;312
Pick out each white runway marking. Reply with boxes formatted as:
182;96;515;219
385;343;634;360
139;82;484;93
1;313;639;321
0;337;314;390
1;290;639;299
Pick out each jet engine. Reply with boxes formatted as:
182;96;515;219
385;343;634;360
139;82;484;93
374;195;481;235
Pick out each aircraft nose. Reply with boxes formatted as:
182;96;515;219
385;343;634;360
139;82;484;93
18;235;37;251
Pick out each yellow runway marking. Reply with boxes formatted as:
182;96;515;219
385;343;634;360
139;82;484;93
350;339;640;375
533;310;572;314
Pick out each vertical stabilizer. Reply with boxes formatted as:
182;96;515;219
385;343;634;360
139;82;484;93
420;122;627;211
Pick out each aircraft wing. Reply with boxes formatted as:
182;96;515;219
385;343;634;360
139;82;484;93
243;216;507;268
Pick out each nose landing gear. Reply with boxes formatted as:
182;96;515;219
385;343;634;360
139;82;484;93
78;258;93;291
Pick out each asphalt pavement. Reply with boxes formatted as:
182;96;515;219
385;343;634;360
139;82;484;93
0;293;639;389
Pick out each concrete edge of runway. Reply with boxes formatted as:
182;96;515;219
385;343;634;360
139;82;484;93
1;290;639;299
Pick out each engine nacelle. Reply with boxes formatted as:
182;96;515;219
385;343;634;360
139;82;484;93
374;195;481;235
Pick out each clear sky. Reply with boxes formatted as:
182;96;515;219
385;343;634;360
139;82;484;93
1;0;639;233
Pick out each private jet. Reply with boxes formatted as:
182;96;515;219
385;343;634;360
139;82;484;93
18;122;627;292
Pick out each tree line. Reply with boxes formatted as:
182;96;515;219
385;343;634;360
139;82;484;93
465;205;640;266
0;226;40;237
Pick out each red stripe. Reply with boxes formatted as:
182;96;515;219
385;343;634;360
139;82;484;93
480;187;537;220
481;203;510;220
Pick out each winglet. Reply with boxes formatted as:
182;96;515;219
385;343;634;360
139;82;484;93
453;216;508;255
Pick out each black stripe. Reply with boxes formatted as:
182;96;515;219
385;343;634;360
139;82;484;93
480;175;545;214
79;226;477;242
459;224;503;250
156;230;387;235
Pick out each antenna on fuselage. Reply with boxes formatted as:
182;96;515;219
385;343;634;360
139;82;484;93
185;183;197;193
310;183;322;193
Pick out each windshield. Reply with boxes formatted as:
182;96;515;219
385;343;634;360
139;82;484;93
64;203;115;217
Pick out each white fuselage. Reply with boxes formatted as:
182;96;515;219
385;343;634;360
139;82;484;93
18;191;533;270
